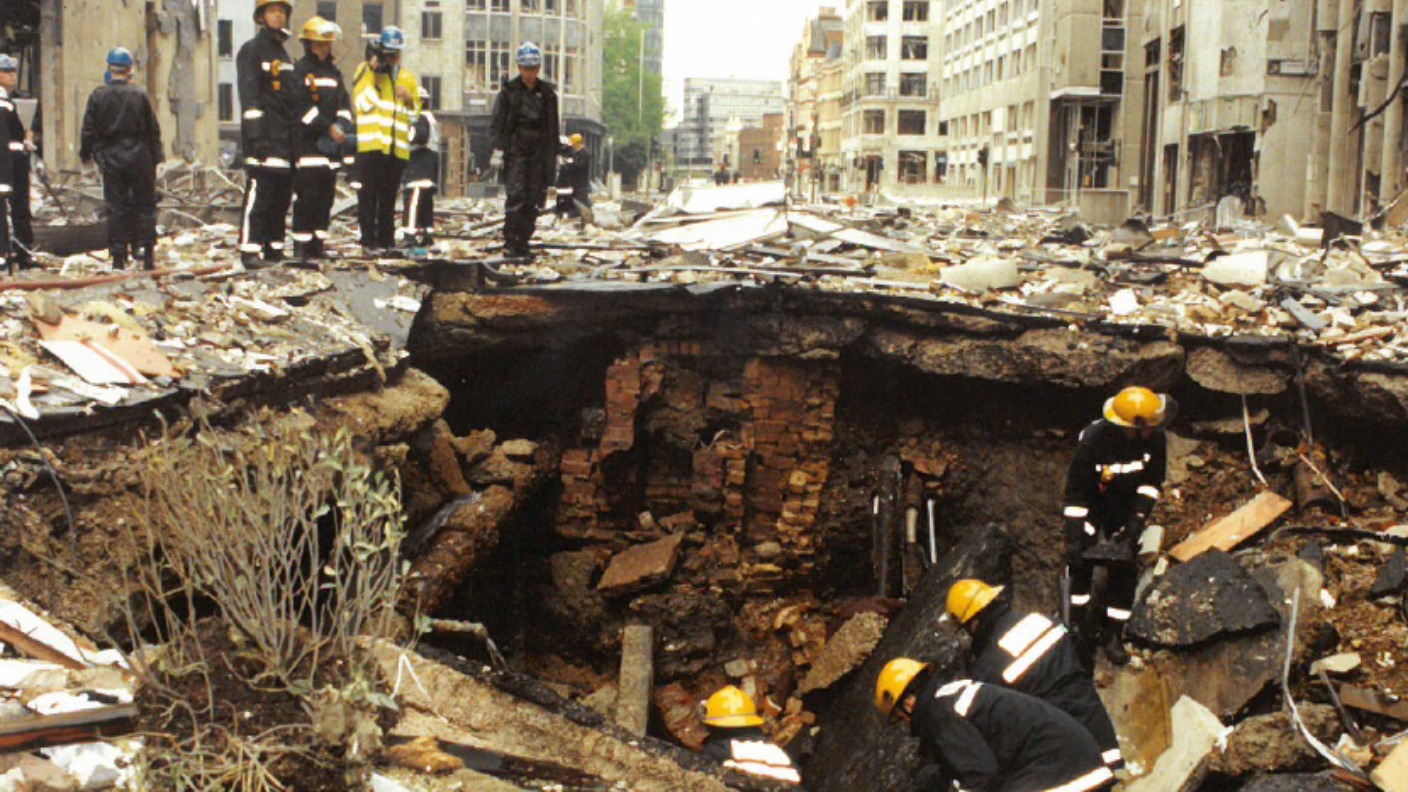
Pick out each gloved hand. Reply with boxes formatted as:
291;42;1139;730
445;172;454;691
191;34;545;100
489;150;504;169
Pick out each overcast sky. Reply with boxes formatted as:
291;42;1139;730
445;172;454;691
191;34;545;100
661;0;834;126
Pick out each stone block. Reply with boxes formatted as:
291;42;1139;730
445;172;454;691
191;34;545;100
1124;696;1225;792
597;533;687;595
1130;550;1280;647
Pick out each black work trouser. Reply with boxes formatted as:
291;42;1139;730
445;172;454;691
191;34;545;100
9;154;32;264
241;165;293;255
357;151;404;248
0;194;10;268
402;184;436;244
292;165;337;249
101;154;157;250
1049;679;1123;768
1066;514;1138;645
503;133;549;248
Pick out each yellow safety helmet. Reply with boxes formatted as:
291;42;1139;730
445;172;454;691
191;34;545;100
569;133;584;146
704;685;765;728
1104;386;1167;428
299;16;341;43
946;579;1004;625
254;0;293;21
875;658;928;719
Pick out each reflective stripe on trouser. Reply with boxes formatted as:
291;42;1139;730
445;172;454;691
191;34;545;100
1101;748;1123;767
724;740;801;785
1045;765;1114;792
293;166;337;246
402;184;435;240
241;167;293;252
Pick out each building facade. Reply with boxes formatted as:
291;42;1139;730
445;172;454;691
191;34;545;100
622;0;664;76
1136;0;1318;221
738;112;785;180
788;8;845;195
839;0;949;197
676;78;785;169
815;52;847;194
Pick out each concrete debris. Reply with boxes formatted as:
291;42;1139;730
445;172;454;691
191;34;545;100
596;533;687;595
1372;740;1408;792
1309;653;1362;676
1207;704;1339;777
796;612;888;695
616;624;654;737
385;736;465;775
1129;550;1281;648
1237;772;1346;792
1124;696;1226;792
1370;546;1408;598
939;257;1021;292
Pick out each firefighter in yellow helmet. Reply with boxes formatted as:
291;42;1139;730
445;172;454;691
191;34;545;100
289;16;350;261
947;579;1123;771
876;658;1114;791
700;686;802;785
1061;386;1177;666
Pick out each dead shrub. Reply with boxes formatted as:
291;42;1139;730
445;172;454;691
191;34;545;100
119;414;407;791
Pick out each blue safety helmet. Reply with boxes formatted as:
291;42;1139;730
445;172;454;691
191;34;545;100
0;54;17;73
378;26;407;52
516;41;542;68
107;47;135;70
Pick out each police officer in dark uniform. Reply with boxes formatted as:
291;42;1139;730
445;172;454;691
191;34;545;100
237;0;297;266
0;79;12;274
1062;386;1174;666
948;579;1123;772
877;660;1115;792
79;48;164;271
290;15;350;261
0;55;33;270
490;41;559;259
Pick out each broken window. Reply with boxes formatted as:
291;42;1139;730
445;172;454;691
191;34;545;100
466;40;487;86
900;73;926;97
864;109;886;134
899;110;926;134
938;119;950;135
362;3;384;36
1169;26;1185;103
902;36;928;60
546;0;559;11
867;36;887;60
490;40;513;85
899;150;927;183
316;1;337;22
1220;47;1237;76
422;76;442;110
218;20;233;58
935;152;948;181
422;8;444;41
523;0;539;11
1145;39;1160;69
1103;0;1125;22
903;1;929;22
218;83;234;122
865;72;886;96
869;1;889;22
492;0;511;11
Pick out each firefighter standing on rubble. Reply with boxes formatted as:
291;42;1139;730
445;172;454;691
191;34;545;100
351;26;421;255
700;686;803;786
237;0;298;267
554;133;591;218
401;86;439;253
947;579;1123;773
490;42;560;259
0;68;12;274
290;16;350;261
876;659;1115;792
0;55;33;270
79;48;164;271
1062;386;1175;666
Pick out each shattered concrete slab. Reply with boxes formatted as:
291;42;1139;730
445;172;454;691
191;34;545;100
1129;550;1281;647
1124;696;1226;792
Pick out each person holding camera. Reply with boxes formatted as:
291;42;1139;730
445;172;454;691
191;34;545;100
236;0;297;267
290;16;350;261
351;26;420;255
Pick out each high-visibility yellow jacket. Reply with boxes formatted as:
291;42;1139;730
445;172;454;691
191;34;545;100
351;63;421;160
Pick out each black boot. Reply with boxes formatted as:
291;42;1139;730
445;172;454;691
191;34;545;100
140;243;156;271
1102;629;1130;666
262;243;284;265
110;243;130;270
293;242;309;262
308;239;327;260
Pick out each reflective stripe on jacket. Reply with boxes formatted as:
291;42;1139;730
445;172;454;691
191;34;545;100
352;63;420;160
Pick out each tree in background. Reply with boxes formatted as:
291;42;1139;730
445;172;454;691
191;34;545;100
603;1;665;188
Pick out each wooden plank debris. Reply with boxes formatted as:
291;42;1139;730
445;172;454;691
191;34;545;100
1169;490;1293;562
0;704;137;752
1337;684;1408;723
0;601;92;669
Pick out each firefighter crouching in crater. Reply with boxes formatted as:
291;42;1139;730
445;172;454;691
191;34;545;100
700;685;803;786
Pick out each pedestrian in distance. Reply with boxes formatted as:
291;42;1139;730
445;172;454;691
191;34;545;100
236;0;298;267
290;15;351;262
0;54;34;270
876;659;1115;792
79;47;163;271
490;41;559;259
351;26;420;256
